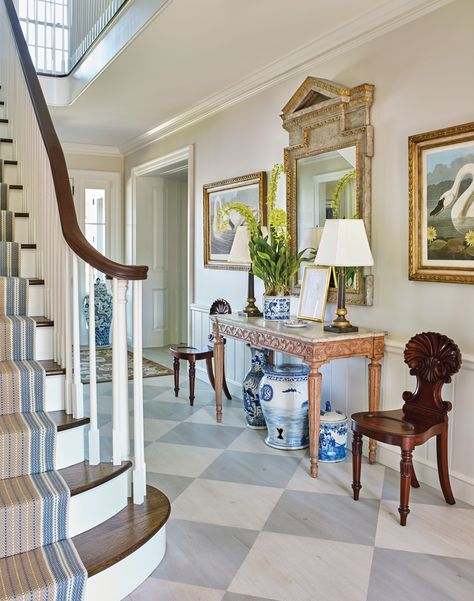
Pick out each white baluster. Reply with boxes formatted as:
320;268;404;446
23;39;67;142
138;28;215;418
64;249;73;414
132;280;146;503
72;253;84;418
88;268;100;465
114;278;130;461
112;277;121;465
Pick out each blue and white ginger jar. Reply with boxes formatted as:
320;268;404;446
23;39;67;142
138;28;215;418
319;401;348;462
262;295;291;321
242;347;269;429
259;363;310;449
83;278;113;347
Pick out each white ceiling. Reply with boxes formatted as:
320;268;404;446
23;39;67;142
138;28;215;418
49;0;451;151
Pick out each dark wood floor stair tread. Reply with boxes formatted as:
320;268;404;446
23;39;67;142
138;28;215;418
49;410;90;431
59;461;132;496
32;315;54;327
73;485;170;577
28;278;45;285
39;359;65;375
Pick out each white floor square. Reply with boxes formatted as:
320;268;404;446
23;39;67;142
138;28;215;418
145;442;223;478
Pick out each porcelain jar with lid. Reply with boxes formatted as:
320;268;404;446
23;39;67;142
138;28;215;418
258;363;310;449
318;401;348;462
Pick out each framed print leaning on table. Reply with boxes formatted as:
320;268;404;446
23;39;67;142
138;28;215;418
409;121;474;283
203;171;266;270
297;265;331;321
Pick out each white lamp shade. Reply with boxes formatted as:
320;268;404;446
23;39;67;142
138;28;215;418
300;227;324;251
314;219;374;267
228;226;251;264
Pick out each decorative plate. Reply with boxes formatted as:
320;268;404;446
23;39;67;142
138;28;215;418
283;320;308;328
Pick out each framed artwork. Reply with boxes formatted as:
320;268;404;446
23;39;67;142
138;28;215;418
203;172;266;270
297;265;331;321
409;122;474;283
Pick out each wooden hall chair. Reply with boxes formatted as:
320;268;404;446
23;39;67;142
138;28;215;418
351;331;461;525
170;299;232;406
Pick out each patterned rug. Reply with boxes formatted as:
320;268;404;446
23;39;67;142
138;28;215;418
80;347;173;384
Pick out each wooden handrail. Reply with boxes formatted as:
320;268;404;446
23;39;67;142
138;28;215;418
3;0;147;280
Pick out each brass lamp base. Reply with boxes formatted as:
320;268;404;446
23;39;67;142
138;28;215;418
242;271;262;317
324;271;358;333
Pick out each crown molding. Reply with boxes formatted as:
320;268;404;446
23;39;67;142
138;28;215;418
121;0;453;156
62;142;123;157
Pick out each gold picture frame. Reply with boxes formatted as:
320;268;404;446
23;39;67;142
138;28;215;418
297;265;331;322
203;172;267;270
409;121;474;284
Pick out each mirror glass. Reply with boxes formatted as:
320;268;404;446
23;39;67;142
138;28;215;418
296;145;357;285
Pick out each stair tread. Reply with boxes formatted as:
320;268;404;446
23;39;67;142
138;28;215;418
39;358;65;375
4;160;17;166
59;460;132;497
48;410;90;431
0;119;7;124
9;184;23;190
21;243;36;249
0;138;13;143
28;278;44;285
31;315;53;326
73;485;170;577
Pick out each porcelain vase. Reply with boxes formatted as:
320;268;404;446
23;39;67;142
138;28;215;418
262;295;291;321
83;278;113;347
242;347;269;429
318;401;348;462
258;363;310;449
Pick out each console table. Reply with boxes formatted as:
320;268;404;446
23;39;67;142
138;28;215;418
212;314;385;478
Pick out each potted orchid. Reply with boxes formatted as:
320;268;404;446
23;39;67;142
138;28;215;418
218;164;310;320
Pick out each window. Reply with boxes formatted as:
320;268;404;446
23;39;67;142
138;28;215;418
84;188;106;256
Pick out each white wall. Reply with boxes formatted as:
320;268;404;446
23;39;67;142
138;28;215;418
124;0;474;500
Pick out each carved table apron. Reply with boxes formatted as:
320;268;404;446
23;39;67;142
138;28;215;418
212;314;385;478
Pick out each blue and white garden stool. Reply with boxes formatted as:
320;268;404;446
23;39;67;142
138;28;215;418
242;347;269;429
319;401;348;462
258;363;310;449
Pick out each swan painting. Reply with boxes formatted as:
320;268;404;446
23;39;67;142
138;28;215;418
430;163;474;235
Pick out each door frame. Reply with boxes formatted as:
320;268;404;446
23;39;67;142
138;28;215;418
128;145;195;342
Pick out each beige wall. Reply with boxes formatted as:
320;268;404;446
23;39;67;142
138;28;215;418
124;0;474;355
65;152;123;173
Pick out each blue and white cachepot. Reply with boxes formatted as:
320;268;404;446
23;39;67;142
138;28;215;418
242;347;269;429
262;295;291;321
258;363;310;449
319;401;348;462
83;278;113;347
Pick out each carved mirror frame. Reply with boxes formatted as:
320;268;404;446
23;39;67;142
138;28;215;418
282;77;375;306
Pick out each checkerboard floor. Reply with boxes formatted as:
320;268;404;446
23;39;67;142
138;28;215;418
92;348;474;601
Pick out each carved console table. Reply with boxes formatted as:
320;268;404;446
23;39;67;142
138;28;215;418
212;314;385;478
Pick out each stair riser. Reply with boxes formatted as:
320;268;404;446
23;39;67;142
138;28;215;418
69;471;129;538
13;216;30;244
0;163;19;186
20;248;35;278
84;526;167;601
35;324;53;361
45;374;65;412
56;425;86;469
28;284;44;316
0;122;9;138
0;142;14;161
5;188;23;212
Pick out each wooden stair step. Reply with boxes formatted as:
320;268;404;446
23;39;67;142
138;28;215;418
14;211;28;217
73;485;170;577
9;184;23;190
4;160;17;166
32;315;53;327
59;461;132;497
39;359;65;376
49;410;90;432
21;243;36;249
0;138;13;143
0;101;4;106
28;278;45;285
0;118;7;124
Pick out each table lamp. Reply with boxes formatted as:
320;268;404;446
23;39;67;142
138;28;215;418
315;219;373;333
228;226;262;317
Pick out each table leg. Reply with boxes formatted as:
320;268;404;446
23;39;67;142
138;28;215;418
213;331;224;423
308;363;323;478
368;358;382;464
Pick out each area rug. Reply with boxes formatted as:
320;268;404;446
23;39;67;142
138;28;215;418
80;347;173;384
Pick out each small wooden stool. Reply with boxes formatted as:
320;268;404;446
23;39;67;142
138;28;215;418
169;344;232;406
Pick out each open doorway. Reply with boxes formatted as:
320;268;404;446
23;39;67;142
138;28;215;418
128;147;194;348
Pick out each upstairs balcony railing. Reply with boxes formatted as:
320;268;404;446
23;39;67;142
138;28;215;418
16;0;129;75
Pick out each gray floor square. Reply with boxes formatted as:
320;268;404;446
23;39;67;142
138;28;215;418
223;594;277;601
146;472;194;502
367;548;474;601
200;450;301;488
153;519;258;589
144;399;196;421
263;490;380;546
158;422;245;449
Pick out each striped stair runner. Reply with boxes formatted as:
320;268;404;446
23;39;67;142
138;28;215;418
0;161;87;599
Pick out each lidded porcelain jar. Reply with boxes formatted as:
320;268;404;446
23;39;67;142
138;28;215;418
262;295;291;321
318;401;348;462
258;363;310;449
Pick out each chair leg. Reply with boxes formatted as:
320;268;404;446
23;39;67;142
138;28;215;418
411;463;420;488
222;365;232;400
399;448;414;526
188;361;196;407
352;432;363;501
173;357;180;397
205;356;216;390
437;431;455;505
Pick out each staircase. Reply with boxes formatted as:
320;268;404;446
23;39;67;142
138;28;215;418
0;1;170;599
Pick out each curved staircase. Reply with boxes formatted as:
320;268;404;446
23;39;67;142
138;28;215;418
0;1;171;598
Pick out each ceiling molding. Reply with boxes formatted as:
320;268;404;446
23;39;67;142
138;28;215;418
62;142;123;157
120;0;453;156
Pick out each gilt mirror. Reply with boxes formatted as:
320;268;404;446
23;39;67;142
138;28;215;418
282;77;375;305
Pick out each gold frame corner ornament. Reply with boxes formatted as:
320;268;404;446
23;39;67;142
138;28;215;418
408;121;474;284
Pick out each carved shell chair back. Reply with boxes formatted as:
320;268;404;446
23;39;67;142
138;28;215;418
351;332;462;526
